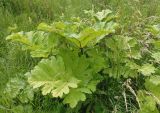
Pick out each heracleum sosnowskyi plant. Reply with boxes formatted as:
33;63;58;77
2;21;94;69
6;8;160;112
6;9;118;108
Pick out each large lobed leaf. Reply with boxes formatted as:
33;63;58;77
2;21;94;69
37;9;118;48
6;31;58;57
28;50;101;107
138;64;156;76
28;56;80;97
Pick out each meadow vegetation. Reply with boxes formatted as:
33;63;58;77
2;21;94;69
0;0;160;113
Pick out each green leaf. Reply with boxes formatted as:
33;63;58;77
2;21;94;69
79;28;108;47
3;77;33;104
37;23;53;32
129;49;142;59
63;80;99;108
63;89;86;108
6;31;57;57
86;80;100;92
147;76;160;86
6;32;31;45
138;64;156;76
18;86;34;103
12;105;33;113
87;49;105;73
67;36;81;47
94;9;112;21
36;12;117;49
28;50;101;107
12;105;24;113
66;28;107;48
145;76;160;102
152;40;160;49
147;24;160;36
4;78;25;98
151;52;160;63
28;56;80;97
138;90;159;113
51;78;79;97
126;61;140;70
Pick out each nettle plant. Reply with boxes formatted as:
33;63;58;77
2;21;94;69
6;9;160;112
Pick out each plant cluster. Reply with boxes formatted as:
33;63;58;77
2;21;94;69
3;8;160;113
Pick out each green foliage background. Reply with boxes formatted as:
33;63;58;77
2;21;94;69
0;0;160;113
